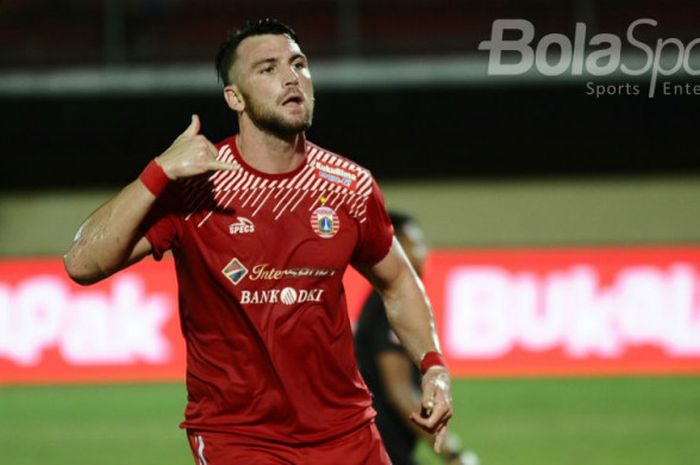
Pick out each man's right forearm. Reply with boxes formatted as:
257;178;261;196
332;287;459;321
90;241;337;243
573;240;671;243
64;179;157;285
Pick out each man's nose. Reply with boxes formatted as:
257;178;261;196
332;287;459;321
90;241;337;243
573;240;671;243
283;66;300;86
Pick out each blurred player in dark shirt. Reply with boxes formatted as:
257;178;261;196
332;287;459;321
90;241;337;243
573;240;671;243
356;212;479;465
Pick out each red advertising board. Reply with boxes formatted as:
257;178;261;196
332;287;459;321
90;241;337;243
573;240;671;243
2;247;700;384
0;258;184;383
426;247;700;377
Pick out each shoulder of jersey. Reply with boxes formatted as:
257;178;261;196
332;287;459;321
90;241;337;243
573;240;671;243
209;137;375;195
304;141;374;193
172;138;376;225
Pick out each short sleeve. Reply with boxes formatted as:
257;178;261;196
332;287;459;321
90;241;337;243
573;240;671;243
353;177;394;266
140;189;179;260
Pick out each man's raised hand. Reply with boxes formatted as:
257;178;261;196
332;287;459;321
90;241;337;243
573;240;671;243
156;114;238;180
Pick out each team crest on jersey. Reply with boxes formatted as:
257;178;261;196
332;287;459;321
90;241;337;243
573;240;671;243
311;206;340;239
222;257;248;285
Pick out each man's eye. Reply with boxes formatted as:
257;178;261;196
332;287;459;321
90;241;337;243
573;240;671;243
261;66;274;74
294;62;306;69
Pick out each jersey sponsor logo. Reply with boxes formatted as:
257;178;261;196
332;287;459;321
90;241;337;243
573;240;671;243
318;171;356;189
229;217;255;235
311;206;340;239
315;162;358;190
222;257;248;285
249;264;337;280
240;287;325;305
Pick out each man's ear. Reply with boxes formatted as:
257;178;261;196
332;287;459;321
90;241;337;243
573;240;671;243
224;85;244;112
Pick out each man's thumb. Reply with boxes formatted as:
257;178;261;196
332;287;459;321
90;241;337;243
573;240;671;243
182;114;200;137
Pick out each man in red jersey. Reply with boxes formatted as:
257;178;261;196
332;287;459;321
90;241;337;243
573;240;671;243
65;18;452;465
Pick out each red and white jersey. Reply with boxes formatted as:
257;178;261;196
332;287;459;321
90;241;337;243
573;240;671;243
143;135;394;444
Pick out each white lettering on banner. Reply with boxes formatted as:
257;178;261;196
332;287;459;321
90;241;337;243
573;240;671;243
446;264;700;359
0;275;172;367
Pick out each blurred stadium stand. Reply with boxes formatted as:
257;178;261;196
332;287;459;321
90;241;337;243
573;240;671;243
1;0;699;190
3;0;700;67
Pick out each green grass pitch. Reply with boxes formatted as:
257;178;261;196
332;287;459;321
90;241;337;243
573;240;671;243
1;377;699;465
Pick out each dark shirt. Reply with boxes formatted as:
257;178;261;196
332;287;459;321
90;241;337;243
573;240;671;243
355;291;421;465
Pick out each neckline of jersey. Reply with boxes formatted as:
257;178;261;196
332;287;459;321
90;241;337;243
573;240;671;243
229;134;309;180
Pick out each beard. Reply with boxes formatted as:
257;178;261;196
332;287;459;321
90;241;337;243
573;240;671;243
242;90;313;138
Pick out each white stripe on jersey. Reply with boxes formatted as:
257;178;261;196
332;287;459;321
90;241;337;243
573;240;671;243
196;435;208;465
185;141;376;227
252;186;276;217
289;189;309;212
275;188;303;220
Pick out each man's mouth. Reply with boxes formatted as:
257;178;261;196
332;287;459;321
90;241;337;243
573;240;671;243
282;93;304;106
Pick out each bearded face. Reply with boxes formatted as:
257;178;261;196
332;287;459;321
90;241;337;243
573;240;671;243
232;34;315;138
240;84;313;137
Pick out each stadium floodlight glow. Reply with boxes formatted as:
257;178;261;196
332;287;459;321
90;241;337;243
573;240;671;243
478;18;700;97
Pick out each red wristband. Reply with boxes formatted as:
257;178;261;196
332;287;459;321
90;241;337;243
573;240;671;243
420;351;447;374
139;159;171;197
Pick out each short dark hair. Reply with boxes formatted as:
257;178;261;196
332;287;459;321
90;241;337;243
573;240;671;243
388;211;417;234
215;18;299;86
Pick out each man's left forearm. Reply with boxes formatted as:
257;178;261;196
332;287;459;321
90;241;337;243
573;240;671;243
357;238;453;451
380;262;441;367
